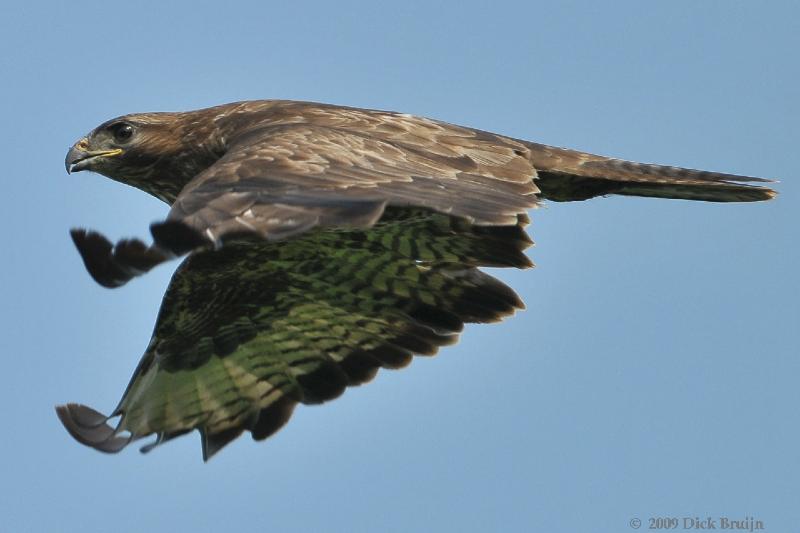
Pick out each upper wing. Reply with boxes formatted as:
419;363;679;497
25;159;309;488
71;118;540;288
57;208;532;460
165;122;539;247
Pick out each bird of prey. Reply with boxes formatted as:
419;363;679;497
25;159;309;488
57;100;776;460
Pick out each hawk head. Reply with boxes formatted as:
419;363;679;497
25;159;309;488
65;112;222;203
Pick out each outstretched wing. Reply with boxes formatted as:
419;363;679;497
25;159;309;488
57;208;532;460
527;142;776;203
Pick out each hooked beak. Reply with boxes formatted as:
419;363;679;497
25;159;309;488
65;139;123;174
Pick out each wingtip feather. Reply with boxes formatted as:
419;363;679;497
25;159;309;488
69;228;171;288
55;403;132;453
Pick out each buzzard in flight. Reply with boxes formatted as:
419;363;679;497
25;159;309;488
57;100;776;460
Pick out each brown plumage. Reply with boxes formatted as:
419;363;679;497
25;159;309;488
63;100;775;288
58;100;776;459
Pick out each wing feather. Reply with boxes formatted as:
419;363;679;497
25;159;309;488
57;209;531;459
161;123;539;253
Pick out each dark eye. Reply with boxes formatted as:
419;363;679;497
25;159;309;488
110;123;134;143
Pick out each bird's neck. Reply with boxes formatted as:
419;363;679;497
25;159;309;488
144;117;228;205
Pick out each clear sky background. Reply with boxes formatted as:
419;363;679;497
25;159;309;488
0;2;797;532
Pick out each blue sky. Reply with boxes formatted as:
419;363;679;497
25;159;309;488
1;1;797;532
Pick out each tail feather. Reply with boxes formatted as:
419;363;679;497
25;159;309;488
527;142;777;203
